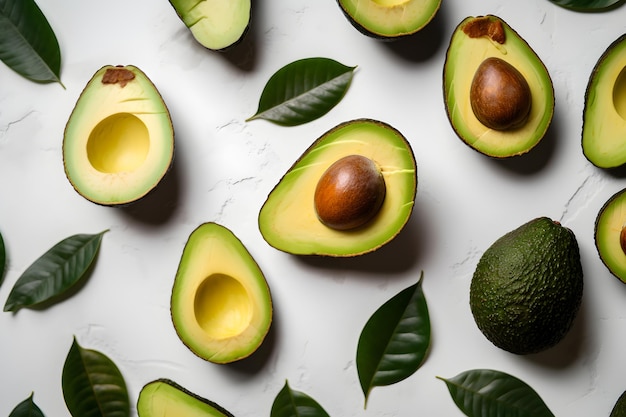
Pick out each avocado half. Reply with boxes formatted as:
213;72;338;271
171;222;272;364
258;119;417;257
443;15;554;157
582;34;626;168
137;379;234;417
337;0;441;39
63;65;174;206
169;0;250;50
595;188;626;282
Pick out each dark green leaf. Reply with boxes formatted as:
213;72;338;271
3;230;107;312
0;230;5;287
62;337;129;417
356;272;430;406
9;393;45;417
548;0;624;10
0;0;63;85
437;369;555;417
247;57;356;126
270;380;330;417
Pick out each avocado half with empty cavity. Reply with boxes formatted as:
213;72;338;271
595;188;626;282
171;222;272;364
169;0;250;51
582;34;626;168
63;65;174;206
443;15;554;157
337;0;441;39
258;119;417;257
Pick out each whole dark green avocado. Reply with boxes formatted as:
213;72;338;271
470;217;583;355
611;390;626;417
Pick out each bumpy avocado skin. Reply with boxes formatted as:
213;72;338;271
470;217;583;354
137;379;234;417
611;390;626;417
582;34;626;168
443;15;554;158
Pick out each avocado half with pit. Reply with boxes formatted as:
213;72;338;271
337;0;441;39
582;34;626;168
171;222;272;364
443;15;554;158
169;0;250;50
595;188;626;282
258;119;417;257
63;65;174;206
137;379;234;417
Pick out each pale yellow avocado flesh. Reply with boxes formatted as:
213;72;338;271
259;119;417;257
582;34;626;168
338;0;441;37
444;16;554;157
595;189;626;281
169;0;250;50
63;65;174;205
171;223;272;364
137;379;233;417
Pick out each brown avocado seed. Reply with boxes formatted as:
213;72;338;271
620;225;626;256
470;57;532;131
314;155;386;231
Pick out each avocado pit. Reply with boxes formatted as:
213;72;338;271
314;154;386;231
470;57;532;131
614;67;626;120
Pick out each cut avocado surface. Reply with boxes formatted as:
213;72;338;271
582;34;626;168
595;188;626;282
171;222;272;364
337;0;441;39
63;65;174;206
443;15;554;158
169;0;250;50
258;119;417;257
137;379;234;417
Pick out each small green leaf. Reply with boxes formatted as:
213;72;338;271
0;230;5;286
62;337;130;417
247;57;356;126
3;230;107;312
437;369;555;417
270;380;330;417
0;0;63;85
548;0;624;10
356;272;430;406
9;392;45;417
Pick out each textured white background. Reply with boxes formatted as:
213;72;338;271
1;0;626;415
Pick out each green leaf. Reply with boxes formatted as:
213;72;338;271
0;230;5;287
270;380;330;417
437;369;555;417
247;57;356;126
548;0;624;10
356;272;430;406
62;337;130;417
9;393;45;417
3;230;107;312
0;0;63;85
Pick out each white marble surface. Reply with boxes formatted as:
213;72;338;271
1;0;626;415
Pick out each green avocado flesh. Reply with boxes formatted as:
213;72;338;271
470;217;583;354
137;379;234;417
63;65;174;206
258;119;417;257
595;188;626;282
337;0;441;39
169;0;250;50
171;222;272;364
444;15;554;157
582;34;626;168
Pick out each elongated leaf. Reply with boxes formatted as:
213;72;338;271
0;230;5;286
247;57;356;126
356;272;430;406
3;230;107;312
549;0;624;10
437;369;555;417
0;0;63;84
270;381;330;417
9;393;45;417
62;337;129;417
